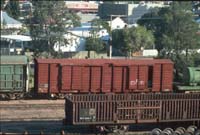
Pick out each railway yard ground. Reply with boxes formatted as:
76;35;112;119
0;100;199;135
0;100;150;134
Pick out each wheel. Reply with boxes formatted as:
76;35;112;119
186;125;197;134
175;127;186;135
162;128;174;135
194;130;200;135
8;93;16;100
152;128;162;135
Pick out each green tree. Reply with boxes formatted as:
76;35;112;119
112;26;155;57
84;18;108;58
138;1;200;78
85;37;104;53
1;0;5;10
29;0;80;58
5;0;20;20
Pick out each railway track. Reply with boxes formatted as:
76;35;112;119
0;103;64;109
0;100;65;121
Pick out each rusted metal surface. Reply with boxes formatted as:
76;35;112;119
65;93;200;125
35;59;173;94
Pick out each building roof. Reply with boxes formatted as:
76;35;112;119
1;35;32;41
0;55;28;65
1;11;22;28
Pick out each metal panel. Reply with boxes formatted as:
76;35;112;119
91;66;101;93
49;64;59;93
161;63;173;92
37;64;49;93
0;65;24;91
61;66;72;91
0;55;27;65
152;64;161;92
72;66;82;90
102;64;112;93
160;99;200;122
81;66;90;92
113;66;123;93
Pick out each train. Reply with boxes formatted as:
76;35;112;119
0;55;200;100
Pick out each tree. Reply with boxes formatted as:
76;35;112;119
112;26;155;57
1;0;5;10
4;0;20;20
85;37;104;53
29;0;81;58
138;1;200;78
84;18;108;58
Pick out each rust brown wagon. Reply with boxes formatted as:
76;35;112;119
34;59;173;97
64;93;200;132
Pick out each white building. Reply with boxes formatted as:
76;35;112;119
54;23;109;53
109;17;127;30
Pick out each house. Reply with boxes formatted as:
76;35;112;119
1;11;23;29
109;17;127;30
54;23;109;53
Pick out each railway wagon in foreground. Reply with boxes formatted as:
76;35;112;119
64;93;200;132
35;59;173;97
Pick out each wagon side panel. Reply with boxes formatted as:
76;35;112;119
161;63;173;92
37;63;49;94
152;64;161;92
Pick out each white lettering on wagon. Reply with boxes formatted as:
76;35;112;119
130;80;144;85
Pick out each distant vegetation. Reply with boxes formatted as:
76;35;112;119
137;1;200;79
112;25;155;57
29;0;81;58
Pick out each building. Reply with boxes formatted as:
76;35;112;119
54;23;109;53
1;35;32;55
1;11;23;29
65;1;98;13
98;2;167;24
109;17;127;30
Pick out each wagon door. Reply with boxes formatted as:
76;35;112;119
128;65;138;92
138;65;148;91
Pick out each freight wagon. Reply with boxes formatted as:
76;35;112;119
176;67;200;92
34;59;174;98
64;93;200;132
1;55;199;100
0;55;29;99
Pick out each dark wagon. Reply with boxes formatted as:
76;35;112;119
34;59;173;97
0;55;28;99
64;93;200;132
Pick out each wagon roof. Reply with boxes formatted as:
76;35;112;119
0;55;28;65
35;58;173;65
